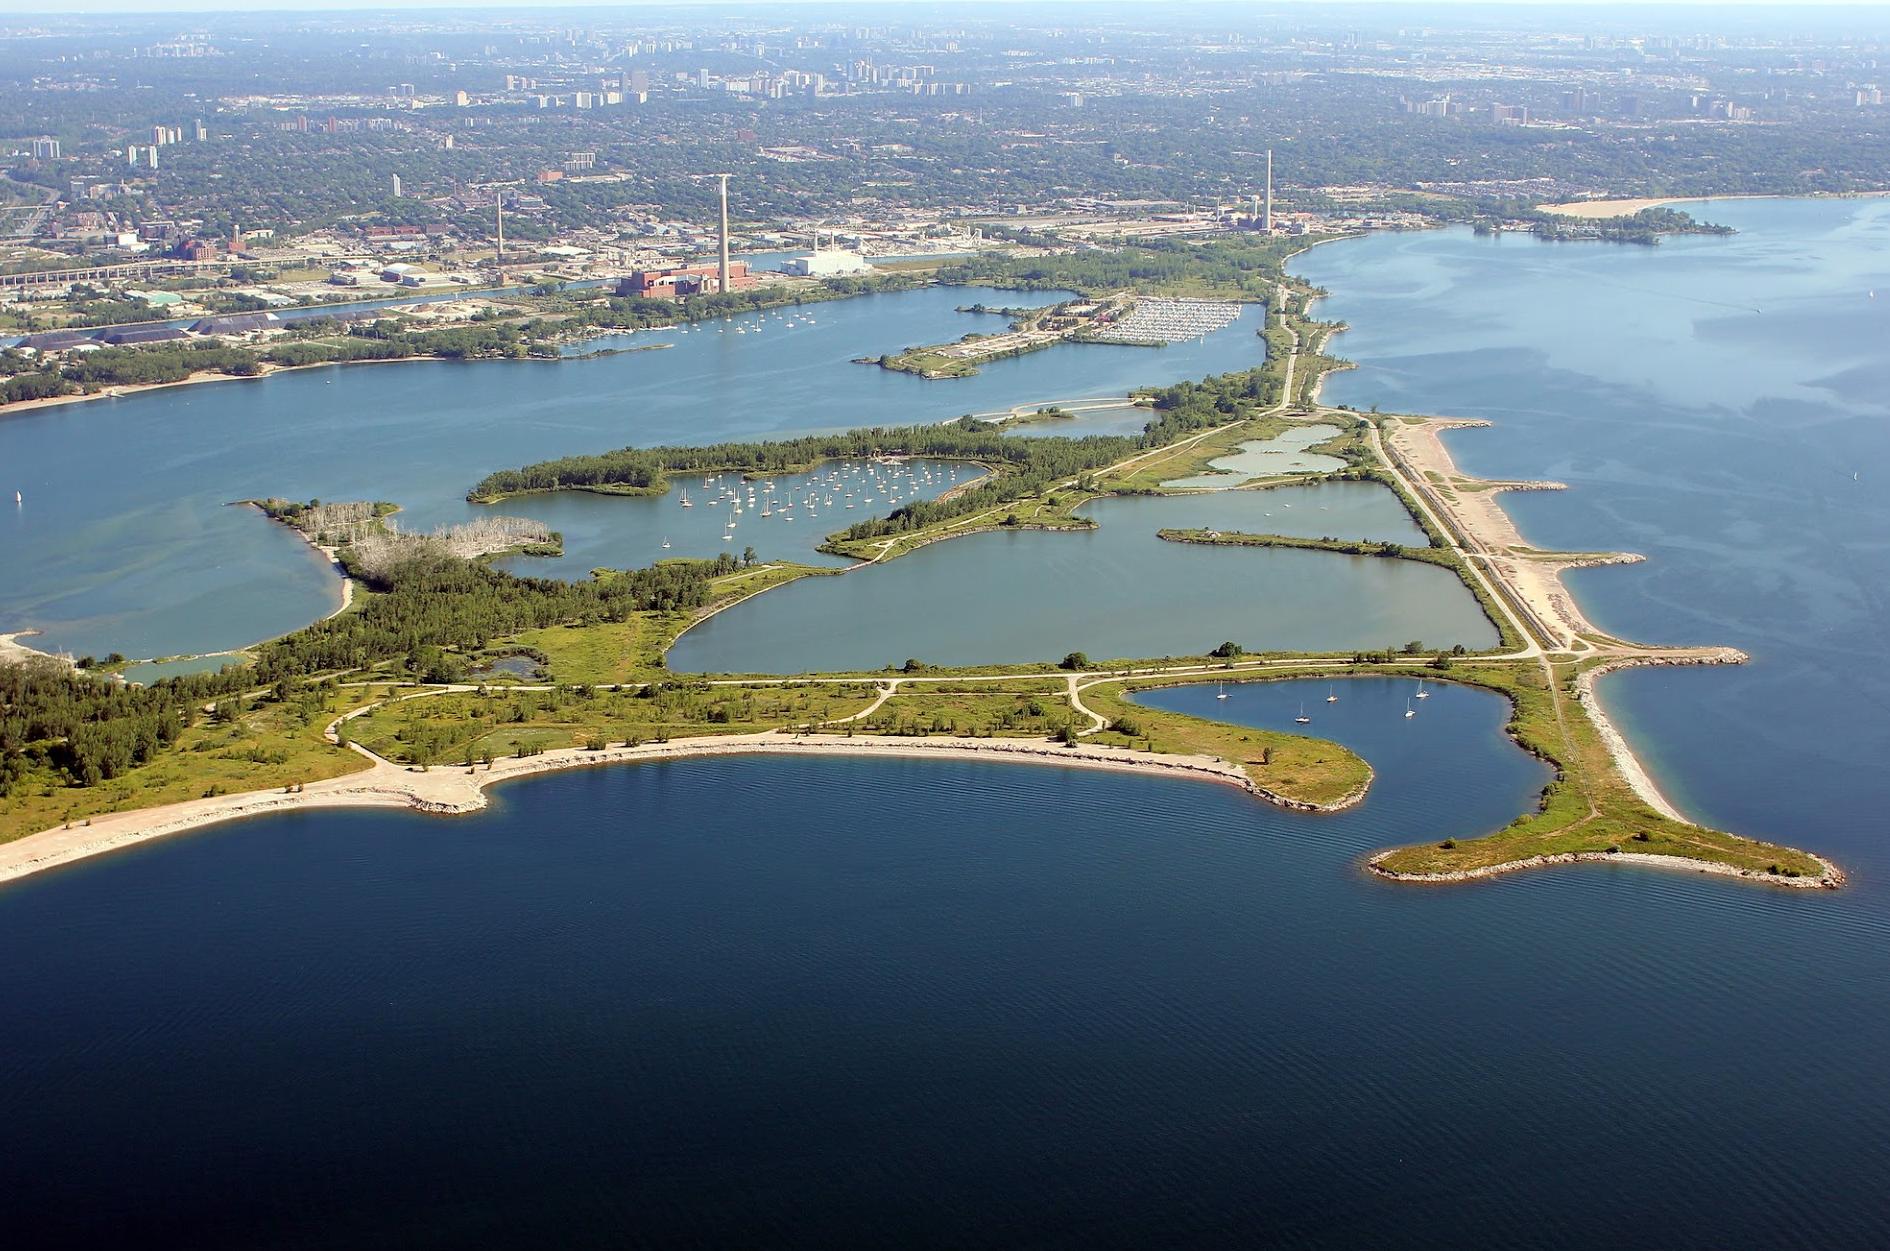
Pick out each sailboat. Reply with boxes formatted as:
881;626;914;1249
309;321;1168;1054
661;537;671;550
1415;679;1430;700
680;488;692;508
1326;685;1338;703
11;490;18;505
1404;698;1416;719
1216;681;1229;701
1294;703;1311;725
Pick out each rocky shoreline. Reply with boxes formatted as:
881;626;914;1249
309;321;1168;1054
1366;847;1844;890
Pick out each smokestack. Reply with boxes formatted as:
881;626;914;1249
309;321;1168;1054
717;173;731;293
1263;150;1274;233
495;196;504;261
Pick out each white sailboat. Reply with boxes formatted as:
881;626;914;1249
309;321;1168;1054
1415;679;1430;700
1326;685;1338;703
661;537;671;550
680;488;692;508
1216;681;1229;701
1294;703;1311;725
1404;698;1416;719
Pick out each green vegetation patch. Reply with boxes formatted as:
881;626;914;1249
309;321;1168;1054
1084;679;1372;809
1371;662;1831;880
345;681;879;767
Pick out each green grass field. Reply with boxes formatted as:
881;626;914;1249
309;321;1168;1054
1083;679;1373;809
0;681;385;843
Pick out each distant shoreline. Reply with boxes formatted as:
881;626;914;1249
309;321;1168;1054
1538;190;1890;220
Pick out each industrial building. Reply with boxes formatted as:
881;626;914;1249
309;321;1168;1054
781;235;870;277
188;313;283;335
616;261;757;298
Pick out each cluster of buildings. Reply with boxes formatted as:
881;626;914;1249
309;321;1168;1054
1404;95;1533;124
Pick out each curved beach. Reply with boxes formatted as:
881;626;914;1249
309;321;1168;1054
0;731;1294;888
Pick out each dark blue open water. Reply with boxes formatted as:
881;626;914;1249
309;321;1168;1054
9;676;1886;1249
5;202;1890;1247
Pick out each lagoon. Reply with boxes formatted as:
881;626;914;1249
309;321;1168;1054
666;482;1492;674
1161;423;1345;489
490;457;977;577
0;288;1267;660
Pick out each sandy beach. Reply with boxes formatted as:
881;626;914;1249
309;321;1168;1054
1379;417;1628;650
0;365;282;418
1538;191;1889;220
1374;415;1762;832
0;731;1270;888
1537;197;1693;219
0;630;70;668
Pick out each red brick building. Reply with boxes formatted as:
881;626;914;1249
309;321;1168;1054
617;261;757;298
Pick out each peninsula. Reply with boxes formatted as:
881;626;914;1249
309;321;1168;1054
0;245;1840;891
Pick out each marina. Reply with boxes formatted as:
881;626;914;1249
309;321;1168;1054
1087;297;1244;345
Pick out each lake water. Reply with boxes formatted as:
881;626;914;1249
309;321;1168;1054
1161;423;1346;489
0;288;1267;660
1296;198;1890;883
488;457;978;577
665;482;1488;674
4;677;1887;1248
6;200;1890;1247
118;652;250;685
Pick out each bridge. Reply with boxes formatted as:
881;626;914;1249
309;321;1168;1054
0;254;332;290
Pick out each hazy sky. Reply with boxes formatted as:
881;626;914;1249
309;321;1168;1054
21;0;1890;12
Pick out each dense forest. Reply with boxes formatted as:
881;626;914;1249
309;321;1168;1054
934;235;1316;300
468;422;1147;501
0;658;196;792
